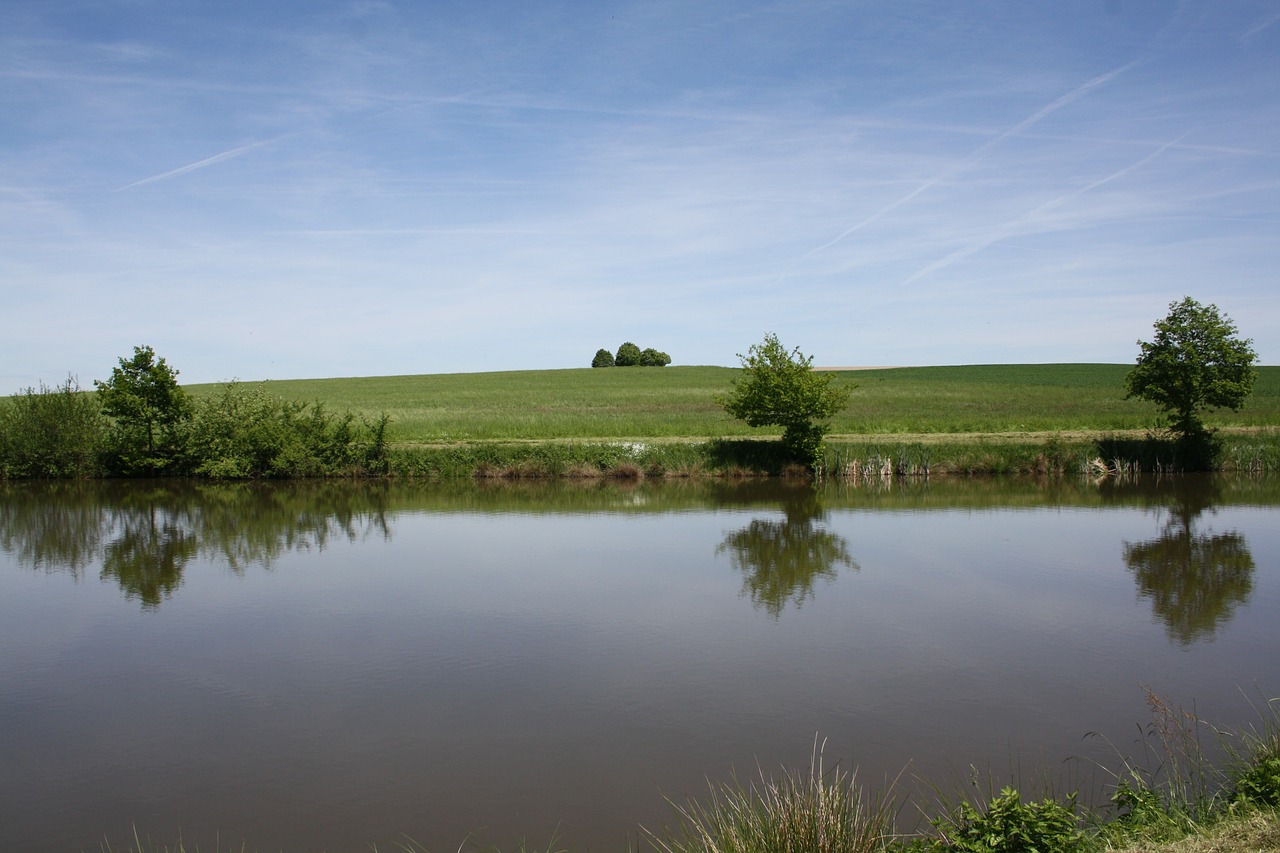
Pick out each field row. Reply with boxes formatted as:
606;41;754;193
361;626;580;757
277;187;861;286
189;364;1280;444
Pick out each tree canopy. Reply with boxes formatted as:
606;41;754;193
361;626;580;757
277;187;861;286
592;342;670;367
719;333;851;464
1125;297;1257;439
94;345;190;471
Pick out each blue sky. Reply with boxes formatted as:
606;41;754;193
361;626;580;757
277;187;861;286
3;0;1277;388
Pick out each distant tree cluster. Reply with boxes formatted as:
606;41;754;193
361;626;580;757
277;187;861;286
592;342;671;368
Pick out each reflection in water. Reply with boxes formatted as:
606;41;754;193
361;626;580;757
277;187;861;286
0;481;392;609
717;484;857;616
101;501;199;608
1119;477;1256;645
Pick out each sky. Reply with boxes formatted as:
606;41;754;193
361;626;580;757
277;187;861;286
2;0;1278;388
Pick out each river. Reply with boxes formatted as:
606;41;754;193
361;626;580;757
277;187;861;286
1;475;1277;852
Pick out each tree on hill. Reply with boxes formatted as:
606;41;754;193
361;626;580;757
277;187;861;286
615;341;642;367
719;333;851;465
591;342;672;367
1125;297;1257;442
639;348;671;367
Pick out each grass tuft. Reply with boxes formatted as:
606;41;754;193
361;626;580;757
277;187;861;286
643;740;897;853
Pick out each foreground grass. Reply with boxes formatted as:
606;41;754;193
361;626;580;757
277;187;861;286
1105;810;1280;852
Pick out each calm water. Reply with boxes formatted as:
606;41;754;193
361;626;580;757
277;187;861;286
1;476;1277;852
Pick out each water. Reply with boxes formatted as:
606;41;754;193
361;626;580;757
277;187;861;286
1;476;1277;852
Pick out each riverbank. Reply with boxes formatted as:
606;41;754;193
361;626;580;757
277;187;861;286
381;429;1280;479
5;365;1279;479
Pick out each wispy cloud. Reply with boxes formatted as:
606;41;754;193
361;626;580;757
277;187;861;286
794;60;1141;264
1240;10;1280;41
902;135;1185;286
116;137;285;190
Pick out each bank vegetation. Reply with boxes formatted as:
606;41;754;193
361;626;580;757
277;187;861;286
3;363;1278;480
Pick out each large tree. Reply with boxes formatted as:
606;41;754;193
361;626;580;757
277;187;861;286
720;333;851;464
1125;297;1257;439
95;345;190;471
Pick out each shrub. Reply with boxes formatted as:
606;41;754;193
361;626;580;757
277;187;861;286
183;382;389;478
592;348;615;368
0;377;104;478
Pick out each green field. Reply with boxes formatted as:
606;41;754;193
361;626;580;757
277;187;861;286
188;364;1280;445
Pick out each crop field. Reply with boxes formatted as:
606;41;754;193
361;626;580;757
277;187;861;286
187;364;1280;445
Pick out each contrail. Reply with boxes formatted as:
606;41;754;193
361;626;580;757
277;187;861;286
1241;10;1280;40
795;60;1141;263
116;137;280;190
901;135;1184;286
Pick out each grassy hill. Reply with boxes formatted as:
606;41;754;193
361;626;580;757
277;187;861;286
188;364;1280;444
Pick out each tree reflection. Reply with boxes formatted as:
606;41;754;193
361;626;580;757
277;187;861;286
1121;477;1255;645
101;498;198;609
716;485;857;617
0;481;392;610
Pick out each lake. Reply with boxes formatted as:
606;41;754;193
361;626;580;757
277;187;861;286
1;475;1277;852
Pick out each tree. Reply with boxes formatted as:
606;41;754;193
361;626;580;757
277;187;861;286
95;345;190;471
615;341;642;367
638;347;671;367
592;348;615;368
719;333;851;464
1125;297;1257;440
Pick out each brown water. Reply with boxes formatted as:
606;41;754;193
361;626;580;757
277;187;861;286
1;476;1277;852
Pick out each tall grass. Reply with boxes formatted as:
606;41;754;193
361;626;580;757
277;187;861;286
643;741;898;853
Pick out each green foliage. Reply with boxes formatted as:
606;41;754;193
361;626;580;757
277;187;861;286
720;333;852;464
95;345;191;474
926;787;1085;853
592;348;615;368
1126;297;1258;442
1228;704;1280;809
183;382;389;478
0;377;104;478
640;347;672;367
615;341;642;367
1231;756;1280;809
